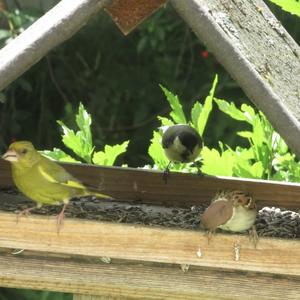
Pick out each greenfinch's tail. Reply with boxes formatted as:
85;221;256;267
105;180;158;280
65;179;113;199
85;189;113;200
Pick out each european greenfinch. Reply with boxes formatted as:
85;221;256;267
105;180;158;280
2;141;112;230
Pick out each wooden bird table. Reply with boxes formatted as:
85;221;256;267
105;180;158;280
0;159;299;300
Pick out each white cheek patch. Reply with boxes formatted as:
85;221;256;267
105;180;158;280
164;137;186;162
173;136;186;153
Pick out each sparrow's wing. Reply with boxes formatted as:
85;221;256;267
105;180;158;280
200;200;233;230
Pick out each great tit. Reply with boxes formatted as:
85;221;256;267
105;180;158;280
161;124;202;181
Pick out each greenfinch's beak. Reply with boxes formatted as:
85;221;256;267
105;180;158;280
2;149;19;162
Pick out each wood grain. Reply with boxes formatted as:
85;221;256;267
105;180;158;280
0;211;298;276
74;295;130;300
1;160;300;209
0;253;299;300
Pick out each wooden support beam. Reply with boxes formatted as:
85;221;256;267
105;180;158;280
0;0;112;91
0;212;299;276
0;253;299;300
1;159;300;210
170;0;300;159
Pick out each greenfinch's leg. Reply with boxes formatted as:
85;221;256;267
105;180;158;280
16;206;37;223
56;203;68;233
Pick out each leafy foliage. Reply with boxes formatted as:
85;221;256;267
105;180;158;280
93;141;129;166
148;75;217;171
148;76;300;181
0;9;39;47
192;74;218;136
41;103;128;166
0;288;71;300
267;0;300;17
159;85;187;124
57;103;94;163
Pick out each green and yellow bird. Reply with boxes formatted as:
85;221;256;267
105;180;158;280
2;141;112;229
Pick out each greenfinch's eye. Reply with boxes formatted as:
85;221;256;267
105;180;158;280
21;149;28;154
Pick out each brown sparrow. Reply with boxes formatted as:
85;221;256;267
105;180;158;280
200;190;258;244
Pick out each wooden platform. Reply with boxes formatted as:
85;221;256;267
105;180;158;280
0;159;299;299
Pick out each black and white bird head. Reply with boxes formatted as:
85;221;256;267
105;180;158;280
162;124;202;163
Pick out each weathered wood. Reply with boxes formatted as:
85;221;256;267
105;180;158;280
0;253;299;300
0;211;298;276
171;0;300;159
1;159;300;210
74;295;131;300
0;0;112;91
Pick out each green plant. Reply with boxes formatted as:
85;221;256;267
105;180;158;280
0;8;39;47
148;76;300;182
0;288;71;300
41;103;129;166
267;0;300;17
148;74;218;172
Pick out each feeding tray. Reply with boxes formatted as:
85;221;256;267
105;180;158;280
0;159;299;299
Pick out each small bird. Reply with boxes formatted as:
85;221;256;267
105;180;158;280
200;190;258;244
162;124;202;182
2;141;112;231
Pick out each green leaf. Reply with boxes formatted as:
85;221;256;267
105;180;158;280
234;161;264;179
241;104;256;124
201;146;235;176
159;84;187;124
237;131;253;139
214;99;250;123
157;116;174;126
230;146;254;160
148;131;169;169
252;116;266;148
272;132;289;154
75;102;94;151
40;148;81;163
93;141;129;166
57;103;94;163
190;101;203;130
267;0;300;17
0;29;11;40
197;74;218;136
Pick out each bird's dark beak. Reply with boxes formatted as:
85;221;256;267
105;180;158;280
2;149;19;162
